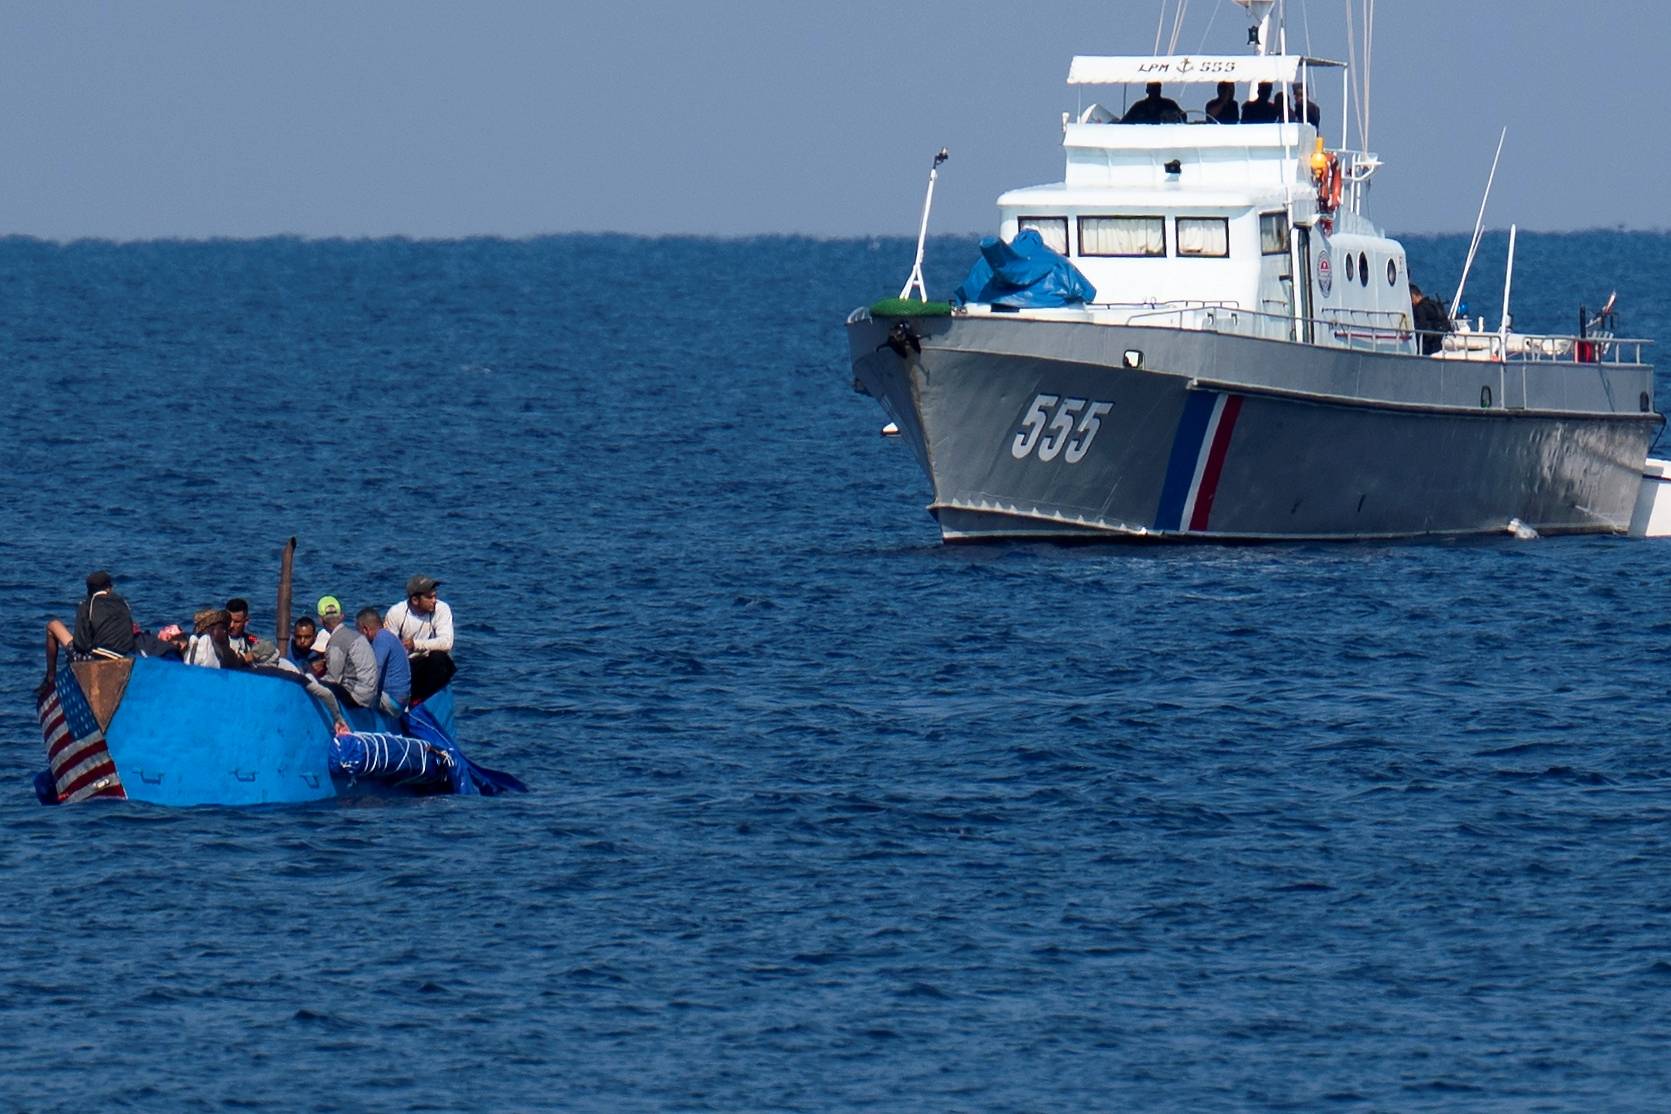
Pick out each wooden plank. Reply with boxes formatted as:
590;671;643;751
71;659;133;732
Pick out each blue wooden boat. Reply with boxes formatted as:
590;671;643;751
34;656;521;807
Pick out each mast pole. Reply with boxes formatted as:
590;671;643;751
1499;224;1518;338
275;536;296;655
899;148;949;302
1452;127;1507;321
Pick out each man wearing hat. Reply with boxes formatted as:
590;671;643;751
383;575;455;703
318;595;378;712
39;570;138;697
185;608;241;669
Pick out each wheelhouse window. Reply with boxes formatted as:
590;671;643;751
1259;212;1290;255
1177;217;1230;258
1017;216;1069;255
1079;216;1165;257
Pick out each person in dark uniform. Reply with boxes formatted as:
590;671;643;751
1276;82;1321;127
39;569;138;697
1410;284;1453;355
1241;81;1278;122
1121;82;1186;124
1205;81;1240;123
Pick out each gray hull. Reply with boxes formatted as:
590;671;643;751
848;313;1661;542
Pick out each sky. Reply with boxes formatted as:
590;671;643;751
0;0;1666;240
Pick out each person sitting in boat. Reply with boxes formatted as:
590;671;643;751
385;575;456;703
137;622;187;661
224;597;281;667
318;596;378;711
288;615;325;676
1241;81;1279;123
39;569;138;697
1205;81;1240;124
1121;82;1185;124
1410;284;1453;355
356;607;412;717
186;608;246;669
1275;82;1321;127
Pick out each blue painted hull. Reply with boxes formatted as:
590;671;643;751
102;658;455;806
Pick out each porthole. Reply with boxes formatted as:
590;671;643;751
1345;253;1356;282
1358;252;1369;287
1387;259;1398;286
1480;385;1493;408
1642;392;1652;413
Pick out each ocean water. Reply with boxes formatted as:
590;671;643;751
2;231;1670;1111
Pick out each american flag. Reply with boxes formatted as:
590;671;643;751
37;668;126;804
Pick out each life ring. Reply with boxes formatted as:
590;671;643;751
1318;155;1343;212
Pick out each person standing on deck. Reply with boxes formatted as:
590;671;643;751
1241;81;1278;123
1276;82;1321;127
1205;81;1240;123
1121;82;1185;124
384;575;455;704
1410;284;1453;355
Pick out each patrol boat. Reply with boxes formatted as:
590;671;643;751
845;6;1660;542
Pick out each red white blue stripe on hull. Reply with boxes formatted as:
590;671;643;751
1154;390;1244;535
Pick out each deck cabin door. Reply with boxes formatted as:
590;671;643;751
1294;227;1315;344
1504;363;1528;409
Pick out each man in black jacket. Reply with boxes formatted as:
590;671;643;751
1410;284;1453;355
40;570;137;697
1121;82;1186;124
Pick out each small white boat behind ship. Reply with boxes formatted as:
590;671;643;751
846;2;1664;542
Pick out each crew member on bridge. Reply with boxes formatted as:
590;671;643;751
1122;82;1186;124
1205;81;1240;123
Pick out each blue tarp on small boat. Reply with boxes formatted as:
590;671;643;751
951;230;1097;309
32;656;522;806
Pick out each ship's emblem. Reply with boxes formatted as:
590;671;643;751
1317;249;1333;297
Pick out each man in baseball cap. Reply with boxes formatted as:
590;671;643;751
384;574;455;703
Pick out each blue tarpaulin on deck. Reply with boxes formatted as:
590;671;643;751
951;230;1097;309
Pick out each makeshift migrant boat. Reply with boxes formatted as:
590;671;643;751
33;657;521;806
31;537;523;807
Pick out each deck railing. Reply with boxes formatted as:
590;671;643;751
1095;301;1651;365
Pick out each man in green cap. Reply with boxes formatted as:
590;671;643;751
318;595;377;713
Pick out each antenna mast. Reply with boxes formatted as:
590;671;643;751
1234;0;1277;55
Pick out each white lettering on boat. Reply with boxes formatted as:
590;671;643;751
1012;395;1115;463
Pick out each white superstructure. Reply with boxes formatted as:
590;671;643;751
991;52;1412;352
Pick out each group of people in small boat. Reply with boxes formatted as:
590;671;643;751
1121;80;1320;127
40;571;455;734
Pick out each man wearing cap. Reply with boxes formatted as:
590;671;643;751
384;576;456;703
39;570;139;697
318;595;378;712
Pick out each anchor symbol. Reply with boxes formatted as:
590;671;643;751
1177;58;1194;74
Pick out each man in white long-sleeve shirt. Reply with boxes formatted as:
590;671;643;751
384;575;456;703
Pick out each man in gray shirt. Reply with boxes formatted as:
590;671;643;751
318;595;378;710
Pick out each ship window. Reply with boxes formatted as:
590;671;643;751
1078;216;1165;257
1345;253;1356;282
1177;217;1229;258
1018;217;1069;255
1359;252;1370;287
1259;212;1289;255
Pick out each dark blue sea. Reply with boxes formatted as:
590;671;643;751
2;231;1670;1111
